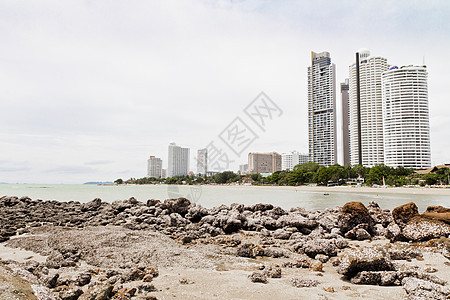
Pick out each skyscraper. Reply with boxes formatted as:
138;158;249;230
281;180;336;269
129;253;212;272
308;51;337;167
248;152;282;174
197;148;208;175
147;156;162;178
349;49;388;166
281;151;309;171
382;65;431;168
167;142;190;177
341;79;350;166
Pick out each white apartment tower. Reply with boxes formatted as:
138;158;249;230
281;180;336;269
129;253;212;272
282;151;309;171
167;142;190;177
197;148;208;175
308;51;337;166
381;66;431;169
147;156;162;178
349;49;389;166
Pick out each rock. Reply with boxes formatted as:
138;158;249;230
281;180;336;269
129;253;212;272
426;206;450;213
402;216;450;241
338;246;394;277
302;239;337;258
264;246;289;258
309;260;323;272
79;284;113;300
345;226;372;240
264;266;282;278
249;271;268;284
272;228;291;239
250;203;274;212
291;278;320;288
81;198;102;211
185;205;208;223
40;271;59;288
237;243;256;258
386;222;402;241
421;211;450;225
338;202;373;234
56;285;83;300
76;272;91;286
315;254;329;263
350;271;398;286
402;277;450;299
384;243;423;260
146;199;160;207
276;214;317;229
162;198;191;216
392;202;418;228
137;283;157;292
115;287;137;298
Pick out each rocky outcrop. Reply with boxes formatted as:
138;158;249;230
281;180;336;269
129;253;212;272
392;202;418;228
338;202;373;238
402;216;450;241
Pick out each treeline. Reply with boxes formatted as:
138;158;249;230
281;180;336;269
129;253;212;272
115;162;450;187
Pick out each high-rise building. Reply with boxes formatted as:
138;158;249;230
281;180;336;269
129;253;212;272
197;148;207;175
248;152;282;174
167;142;190;177
282;151;309;171
239;164;248;174
308;51;337;166
349;49;389;167
147;156;162;178
341;79;351;166
381;65;431;169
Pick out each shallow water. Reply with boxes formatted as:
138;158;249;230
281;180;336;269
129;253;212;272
1;184;448;212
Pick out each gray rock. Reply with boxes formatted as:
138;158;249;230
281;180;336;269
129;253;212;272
351;271;398;286
272;228;291;239
291;278;320;288
249;271;268;284
302;239;337;258
338;246;394;277
402;277;450;299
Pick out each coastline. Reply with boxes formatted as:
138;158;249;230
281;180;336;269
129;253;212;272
170;183;450;196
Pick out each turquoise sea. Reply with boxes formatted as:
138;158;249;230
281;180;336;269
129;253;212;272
0;184;449;212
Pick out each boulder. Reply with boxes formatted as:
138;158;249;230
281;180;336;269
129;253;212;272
276;214;317;229
402;277;450;299
392;202;418;228
338;246;394;277
272;229;291;240
80;198;102;211
402;216;450;241
162;198;192;216
79;284;113;300
338;202;373;234
302;239;337;258
351;271;398;286
421;211;450;225
248;271;268;284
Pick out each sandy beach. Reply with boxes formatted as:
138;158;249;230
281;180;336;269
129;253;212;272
211;184;450;196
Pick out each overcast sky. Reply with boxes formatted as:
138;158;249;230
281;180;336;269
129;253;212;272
1;0;449;183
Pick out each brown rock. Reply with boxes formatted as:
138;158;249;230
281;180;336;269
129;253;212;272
392;202;418;227
309;260;323;272
426;206;450;213
421;212;450;225
342;202;369;216
338;202;373;234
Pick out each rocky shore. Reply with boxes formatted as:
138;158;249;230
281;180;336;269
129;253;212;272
0;195;449;299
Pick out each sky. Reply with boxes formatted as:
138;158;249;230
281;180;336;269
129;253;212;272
1;0;449;183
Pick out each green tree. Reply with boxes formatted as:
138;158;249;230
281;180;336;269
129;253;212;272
114;178;123;184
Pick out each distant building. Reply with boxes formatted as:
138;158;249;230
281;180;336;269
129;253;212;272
161;169;167;179
308;51;337;166
197;148;208;175
167;142;190;177
349;49;389;166
147;156;162;178
382;65;431;169
248;152;282;174
239;164;248;174
341;79;351;166
282;151;309;171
